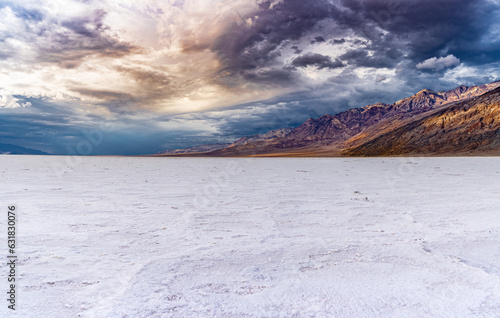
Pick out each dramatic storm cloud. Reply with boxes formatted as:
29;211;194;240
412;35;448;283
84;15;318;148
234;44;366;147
290;53;345;70
1;0;499;154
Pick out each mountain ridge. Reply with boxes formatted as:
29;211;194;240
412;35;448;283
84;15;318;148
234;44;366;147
229;128;293;147
158;80;500;157
157;143;231;155
342;86;500;156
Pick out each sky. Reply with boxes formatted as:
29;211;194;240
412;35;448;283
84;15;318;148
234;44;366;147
0;0;500;155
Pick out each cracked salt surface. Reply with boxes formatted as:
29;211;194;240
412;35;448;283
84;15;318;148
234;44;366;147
1;156;500;317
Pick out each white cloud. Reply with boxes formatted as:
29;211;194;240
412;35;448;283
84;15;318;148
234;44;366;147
416;54;460;71
443;62;500;85
0;90;31;108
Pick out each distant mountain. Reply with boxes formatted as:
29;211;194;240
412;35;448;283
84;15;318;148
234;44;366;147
342;86;500;156
206;81;500;156
157;143;231;155
158;80;500;157
229;128;293;147
0;143;49;155
158;129;295;156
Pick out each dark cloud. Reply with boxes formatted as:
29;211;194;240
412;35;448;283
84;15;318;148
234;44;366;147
61;10;107;38
340;48;402;68
291;53;344;70
210;0;334;80
72;89;135;101
311;36;326;44
36;10;142;67
331;38;346;45
291;45;302;54
118;68;173;90
210;0;497;74
338;0;363;12
196;0;499;103
242;68;297;87
354;0;497;65
114;66;176;101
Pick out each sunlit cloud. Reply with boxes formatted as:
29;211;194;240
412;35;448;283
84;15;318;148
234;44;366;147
417;55;461;71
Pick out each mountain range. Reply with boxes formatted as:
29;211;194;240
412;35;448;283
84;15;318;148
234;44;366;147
157;143;232;155
0;143;49;155
159;80;500;157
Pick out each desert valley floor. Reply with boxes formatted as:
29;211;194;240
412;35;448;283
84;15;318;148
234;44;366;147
1;156;500;317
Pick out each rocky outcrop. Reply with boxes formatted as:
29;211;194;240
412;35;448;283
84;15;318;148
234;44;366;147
158;143;231;155
210;81;500;156
230;128;293;147
342;86;500;156
158;80;500;157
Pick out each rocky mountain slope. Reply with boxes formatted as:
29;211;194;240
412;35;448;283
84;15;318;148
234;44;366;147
208;81;500;156
342;86;500;156
158;143;231;155
158;80;500;156
229;128;293;147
